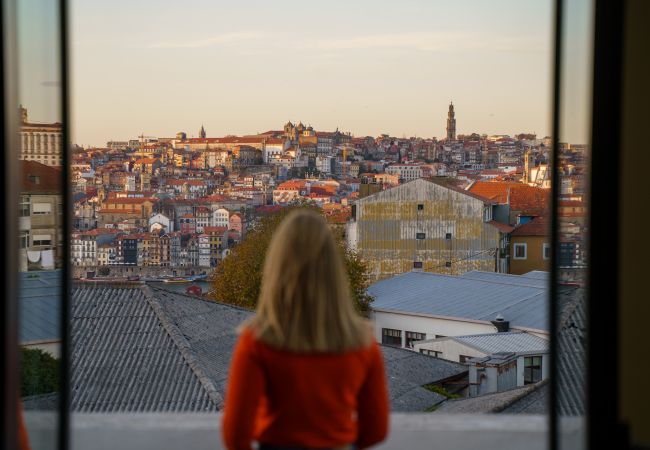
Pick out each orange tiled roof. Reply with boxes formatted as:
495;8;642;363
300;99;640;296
98;209;139;214
186;136;267;145
559;200;586;207
509;186;550;213
487;220;515;233
204;226;228;233
277;180;308;190
105;197;156;205
511;216;550;236
468;181;522;203
21;161;62;193
310;186;337;196
468;181;549;212
204;194;230;202
134;158;159;164
85;228;122;236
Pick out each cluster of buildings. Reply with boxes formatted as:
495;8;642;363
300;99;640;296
17;102;588;416
17;102;586;284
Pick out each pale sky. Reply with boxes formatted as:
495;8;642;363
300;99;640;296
65;0;558;147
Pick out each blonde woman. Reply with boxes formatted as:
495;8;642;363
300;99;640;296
222;209;389;450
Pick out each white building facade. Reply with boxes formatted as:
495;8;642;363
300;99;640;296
211;208;230;228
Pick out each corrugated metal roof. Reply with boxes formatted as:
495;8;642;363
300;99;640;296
501;288;585;415
152;286;469;413
380;345;467;411
67;284;467;413
460;270;549;288
555;289;586;415
368;271;549;332
71;285;220;412
19;270;62;343
452;332;549;354
150;286;253;397
436;383;542;414
522;270;550;280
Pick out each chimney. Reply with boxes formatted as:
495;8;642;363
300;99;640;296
491;314;510;332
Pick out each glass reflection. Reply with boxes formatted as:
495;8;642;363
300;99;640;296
556;0;593;448
17;0;64;448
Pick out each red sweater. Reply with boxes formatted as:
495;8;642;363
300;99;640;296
222;329;389;450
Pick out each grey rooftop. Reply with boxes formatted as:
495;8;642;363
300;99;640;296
19;270;62;344
434;288;586;416
58;283;469;413
380;345;467;411
420;331;550;355
368;270;550;333
71;284;224;412
460;270;550;289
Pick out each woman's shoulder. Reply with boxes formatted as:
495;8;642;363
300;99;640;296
235;324;260;351
238;323;258;341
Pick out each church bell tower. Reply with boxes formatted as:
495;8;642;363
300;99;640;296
446;102;456;141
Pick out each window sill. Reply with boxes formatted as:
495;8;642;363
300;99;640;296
24;412;585;450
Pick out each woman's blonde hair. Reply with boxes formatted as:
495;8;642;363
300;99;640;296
245;208;372;353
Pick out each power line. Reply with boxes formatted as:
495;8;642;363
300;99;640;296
430;247;498;270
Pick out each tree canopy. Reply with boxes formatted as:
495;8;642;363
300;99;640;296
210;204;373;315
20;348;60;397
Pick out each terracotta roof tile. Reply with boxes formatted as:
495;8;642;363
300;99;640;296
487;220;515;233
204;226;228;233
21;161;62;193
511;216;550;236
468;181;549;213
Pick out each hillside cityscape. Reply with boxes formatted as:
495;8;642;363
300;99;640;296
19;102;587;414
21;102;587;281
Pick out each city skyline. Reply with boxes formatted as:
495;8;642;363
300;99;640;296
67;0;555;147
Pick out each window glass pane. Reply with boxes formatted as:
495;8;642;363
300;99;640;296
69;0;555;446
556;0;593;448
15;0;65;446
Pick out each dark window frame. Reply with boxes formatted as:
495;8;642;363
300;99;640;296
513;243;527;259
419;349;441;358
381;328;402;347
405;331;426;349
0;0;628;448
524;356;543;385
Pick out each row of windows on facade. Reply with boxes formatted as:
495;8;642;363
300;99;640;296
21;156;62;163
20;231;57;248
20;198;63;216
21;145;60;153
513;242;551;260
21;155;62;162
21;132;61;142
381;328;427;349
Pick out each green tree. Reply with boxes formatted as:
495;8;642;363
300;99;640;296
20;348;60;397
210;204;373;315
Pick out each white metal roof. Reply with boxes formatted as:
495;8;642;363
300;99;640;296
460;270;549;289
452;331;549;354
368;271;549;332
